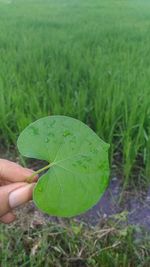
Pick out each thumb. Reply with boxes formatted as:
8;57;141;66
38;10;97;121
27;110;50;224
0;183;35;217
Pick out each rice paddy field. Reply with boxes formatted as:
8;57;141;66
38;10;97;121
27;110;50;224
0;0;150;266
0;0;150;187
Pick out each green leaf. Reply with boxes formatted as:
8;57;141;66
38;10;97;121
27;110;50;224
17;116;110;217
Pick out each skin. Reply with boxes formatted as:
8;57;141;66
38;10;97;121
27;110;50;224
0;159;37;224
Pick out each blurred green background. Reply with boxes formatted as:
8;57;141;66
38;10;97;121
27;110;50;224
0;0;150;188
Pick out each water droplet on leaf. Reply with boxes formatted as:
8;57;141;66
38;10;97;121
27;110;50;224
48;132;54;137
38;187;43;192
63;131;71;137
29;126;39;135
45;137;50;143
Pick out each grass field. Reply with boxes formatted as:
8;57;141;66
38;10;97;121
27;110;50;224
0;0;150;187
1;217;150;267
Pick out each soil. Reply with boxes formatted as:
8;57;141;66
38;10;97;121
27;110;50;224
78;177;150;230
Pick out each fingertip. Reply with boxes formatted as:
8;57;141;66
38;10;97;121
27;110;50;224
0;212;16;224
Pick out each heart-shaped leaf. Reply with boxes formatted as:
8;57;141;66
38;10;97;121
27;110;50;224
17;116;110;217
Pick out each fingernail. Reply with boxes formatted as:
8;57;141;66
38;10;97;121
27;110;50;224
9;183;35;209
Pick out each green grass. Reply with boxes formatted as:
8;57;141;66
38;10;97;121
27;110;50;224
0;0;150;187
0;218;150;267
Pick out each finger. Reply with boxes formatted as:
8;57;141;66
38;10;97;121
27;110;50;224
0;182;26;216
0;159;38;183
0;182;35;216
0;212;16;224
0;180;10;186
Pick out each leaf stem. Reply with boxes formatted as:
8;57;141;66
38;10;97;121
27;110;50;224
27;163;52;183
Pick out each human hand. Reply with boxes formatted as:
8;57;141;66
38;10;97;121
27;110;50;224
0;159;37;224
